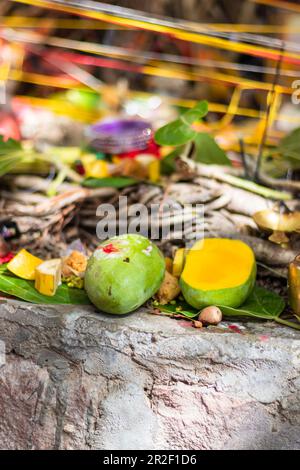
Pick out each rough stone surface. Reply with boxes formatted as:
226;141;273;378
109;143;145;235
0;299;299;450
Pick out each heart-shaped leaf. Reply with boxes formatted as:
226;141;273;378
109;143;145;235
194;133;231;166
218;285;285;319
155;100;209;146
155;119;197;146
180;100;209;125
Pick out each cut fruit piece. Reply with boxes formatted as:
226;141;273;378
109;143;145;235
62;250;87;277
82;154;109;178
165;257;173;273
7;249;43;280
35;259;62;296
155;270;181;305
172;248;186;278
180;238;256;309
148;159;160;182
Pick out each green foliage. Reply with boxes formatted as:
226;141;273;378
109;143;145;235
155;119;197;146
0;136;21;152
0;136;24;177
194;133;231;166
277;127;300;169
156;285;289;325
0;272;90;305
218;285;285;320
155;100;208;146
154;299;198;318
155;101;231;169
82;177;139;188
160;147;184;175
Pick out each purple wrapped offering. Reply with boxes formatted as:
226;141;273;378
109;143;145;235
87;119;153;154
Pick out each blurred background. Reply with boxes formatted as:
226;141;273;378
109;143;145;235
1;0;300;144
1;0;300;259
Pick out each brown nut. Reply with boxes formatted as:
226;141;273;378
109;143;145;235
198;306;222;325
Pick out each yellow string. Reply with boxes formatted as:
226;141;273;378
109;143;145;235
251;0;300;14
0;61;10;82
16;95;102;122
0;16;129;29
4;28;290;94
4;16;300;33
12;88;300;127
8;59;292;96
268;91;282;129
11;0;300;64
3;29;294;95
209;86;243;130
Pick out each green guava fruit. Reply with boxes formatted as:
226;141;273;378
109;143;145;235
84;234;165;314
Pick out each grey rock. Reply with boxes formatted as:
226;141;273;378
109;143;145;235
0;299;299;450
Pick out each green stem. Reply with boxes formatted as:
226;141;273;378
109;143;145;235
275;317;300;330
256;262;287;279
47;167;68;197
219;172;291;200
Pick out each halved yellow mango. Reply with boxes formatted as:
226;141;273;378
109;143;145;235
7;249;43;280
180;238;256;309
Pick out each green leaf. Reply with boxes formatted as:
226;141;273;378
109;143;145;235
180;100;209;125
156;285;285;321
279;127;300;156
155;300;198;319
0;154;26;176
154;100;208;146
155;119;197;146
0;264;8;274
82;177;139;188
0;136;24;177
0;135;21;153
0;273;91;305
217;286;285;320
194;133;231;166
278;127;300;169
161;146;184;175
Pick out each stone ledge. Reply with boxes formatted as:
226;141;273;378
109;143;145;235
0;299;299;450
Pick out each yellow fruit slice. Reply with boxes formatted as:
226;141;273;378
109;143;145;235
135;155;161;182
148;159;160;183
7;249;43;280
35;259;62;296
165;257;173;273
172;248;186;278
82;154;109;178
